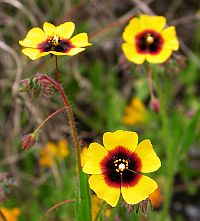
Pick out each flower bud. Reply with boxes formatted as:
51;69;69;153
21;133;37;151
18;79;32;92
150;98;160;113
32;74;54;98
122;198;151;215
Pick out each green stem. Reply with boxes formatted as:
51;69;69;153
155;72;176;221
55;55;61;85
95;201;107;221
147;63;155;100
160;160;176;221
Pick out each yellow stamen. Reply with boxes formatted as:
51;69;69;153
146;35;154;44
49;35;60;45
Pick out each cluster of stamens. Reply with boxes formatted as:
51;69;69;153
114;159;129;174
48;35;60;46
145;34;154;45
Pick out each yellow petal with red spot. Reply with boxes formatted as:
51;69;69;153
122;43;146;64
19;28;46;48
21;48;49;60
146;47;172;63
89;174;120;207
70;33;92;47
56;22;75;39
43;22;56;37
103;130;138;152
161;26;179;50
82;143;108;174
122;17;143;43
140;15;166;32
134;139;161;173
121;175;158;204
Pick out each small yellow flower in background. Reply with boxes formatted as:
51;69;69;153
148;187;163;209
92;195;111;221
0;208;21;221
83;130;161;207
19;22;91;60
122;14;179;64
39;139;69;168
123;98;146;125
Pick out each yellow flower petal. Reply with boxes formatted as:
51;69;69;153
123;98;146;125
134;139;161;173
81;147;88;167
146;47;172;63
82;143;108;174
1;208;21;221
89;174;120;207
70;33;92;47
121;175;158;204
122;43;146;64
56;22;75;39
103;130;138;152
43;22;56;37
46;142;58;155
58;139;69;158
122;17;143;43
161;26;179;50
21;48;49;60
19;28;46;48
140;15;166;32
50;48;85;56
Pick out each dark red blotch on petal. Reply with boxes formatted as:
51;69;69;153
100;146;142;188
135;30;164;55
38;39;74;53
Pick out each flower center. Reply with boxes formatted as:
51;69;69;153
49;35;60;46
135;30;164;55
114;159;129;173
145;34;154;45
100;146;142;188
38;36;74;53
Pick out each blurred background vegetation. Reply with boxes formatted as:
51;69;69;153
0;0;200;220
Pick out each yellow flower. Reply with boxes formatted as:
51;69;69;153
92;195;111;221
39;139;69;168
83;130;161;207
148;187;163;209
123;98;146;125
57;139;69;157
122;15;179;64
0;208;21;221
19;22;92;60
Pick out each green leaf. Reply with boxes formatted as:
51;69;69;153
178;108;200;159
76;170;92;221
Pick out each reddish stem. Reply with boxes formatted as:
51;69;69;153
38;74;81;171
55;56;61;84
34;106;67;134
40;199;75;221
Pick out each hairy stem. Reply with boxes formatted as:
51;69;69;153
38;74;81;182
34;107;67;135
